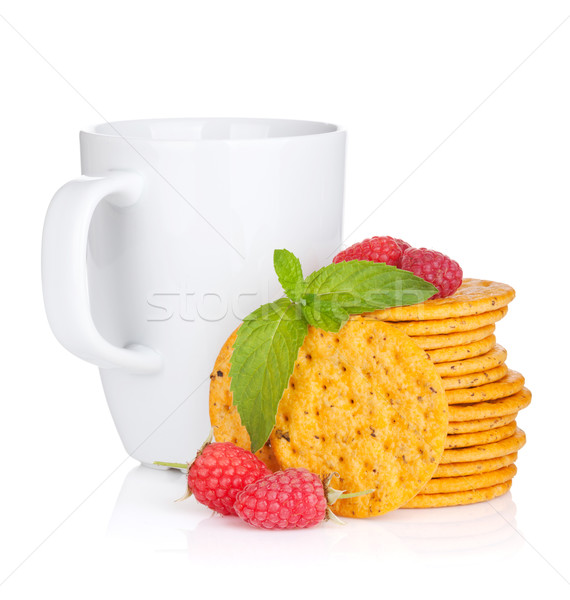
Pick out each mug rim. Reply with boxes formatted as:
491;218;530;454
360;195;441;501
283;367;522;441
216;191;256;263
81;117;344;143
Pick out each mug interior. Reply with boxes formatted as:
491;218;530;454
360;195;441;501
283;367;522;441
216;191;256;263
90;118;339;141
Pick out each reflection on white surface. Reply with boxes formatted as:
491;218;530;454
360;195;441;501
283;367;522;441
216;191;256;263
384;496;521;558
107;465;524;563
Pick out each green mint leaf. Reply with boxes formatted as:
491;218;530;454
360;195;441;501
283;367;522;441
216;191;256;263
301;295;349;332
274;249;305;302
229;298;308;452
303;260;437;313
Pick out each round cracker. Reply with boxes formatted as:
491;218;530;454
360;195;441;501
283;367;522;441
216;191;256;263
367;279;515;322
270;320;449;518
440;428;526;464
448;412;518;434
411;324;495;350
421;464;517;494
434;452;518;478
426;335;496;363
403;481;512;508
441;364;509;390
435;344;507;377
449;388;531;421
209;329;280;471
446;370;525;404
387;307;508;336
444;421;517;449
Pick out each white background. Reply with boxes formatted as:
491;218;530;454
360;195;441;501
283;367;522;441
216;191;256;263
1;0;570;597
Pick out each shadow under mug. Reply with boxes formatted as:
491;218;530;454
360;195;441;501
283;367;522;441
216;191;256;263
42;118;346;466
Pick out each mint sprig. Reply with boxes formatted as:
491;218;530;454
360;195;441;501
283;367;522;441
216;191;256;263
229;250;437;452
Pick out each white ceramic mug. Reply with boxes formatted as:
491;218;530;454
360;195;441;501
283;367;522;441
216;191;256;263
42;118;346;466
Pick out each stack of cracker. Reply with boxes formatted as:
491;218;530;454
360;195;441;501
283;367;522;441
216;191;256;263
367;278;530;508
209;278;530;513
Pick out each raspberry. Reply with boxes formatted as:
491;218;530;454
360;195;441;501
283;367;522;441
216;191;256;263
333;236;410;266
234;468;328;529
400;247;463;299
185;442;271;515
393;237;411;257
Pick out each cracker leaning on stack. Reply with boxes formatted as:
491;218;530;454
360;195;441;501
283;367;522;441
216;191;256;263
210;278;530;511
211;320;449;517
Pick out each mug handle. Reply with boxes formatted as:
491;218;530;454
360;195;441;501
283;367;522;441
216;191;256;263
42;171;162;373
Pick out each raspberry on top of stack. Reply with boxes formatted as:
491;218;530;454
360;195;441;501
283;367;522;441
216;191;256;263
333;235;463;299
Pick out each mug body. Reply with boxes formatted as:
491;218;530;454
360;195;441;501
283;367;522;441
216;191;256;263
80;118;346;466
